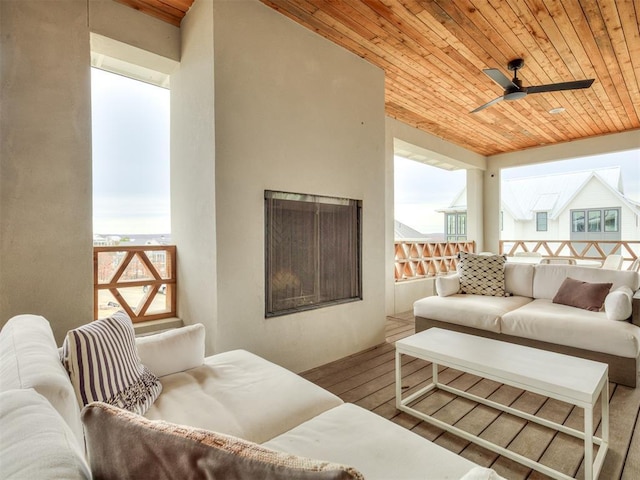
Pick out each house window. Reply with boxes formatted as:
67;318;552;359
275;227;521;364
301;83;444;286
588;211;601;232
445;212;467;242
604;209;619;232
536;212;548;231
264;191;362;317
572;210;585;232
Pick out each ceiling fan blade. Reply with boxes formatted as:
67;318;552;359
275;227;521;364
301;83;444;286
483;68;517;89
470;96;503;113
527;79;594;94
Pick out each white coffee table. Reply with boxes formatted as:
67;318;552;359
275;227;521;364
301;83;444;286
395;328;609;480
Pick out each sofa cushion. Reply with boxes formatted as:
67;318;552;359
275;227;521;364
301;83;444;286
504;263;534;298
457;252;506;297
436;274;460;297
552;277;612;312
501;299;640;358
413;295;533;333
145;349;343;443
136;323;205;377
532;264;639;300
82;401;362;480
62;310;162;415
263;403;478;480
0;389;91;480
0;315;84;446
605;286;634;321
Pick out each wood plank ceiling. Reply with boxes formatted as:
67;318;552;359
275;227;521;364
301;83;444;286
119;0;640;157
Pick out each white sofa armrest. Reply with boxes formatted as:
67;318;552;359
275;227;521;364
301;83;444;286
436;274;460;297
136;324;205;377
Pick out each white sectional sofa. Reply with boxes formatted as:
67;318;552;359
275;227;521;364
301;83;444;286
414;262;640;387
0;313;506;480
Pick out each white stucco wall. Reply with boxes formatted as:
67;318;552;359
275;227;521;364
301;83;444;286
171;0;218;354
209;0;387;372
0;0;93;343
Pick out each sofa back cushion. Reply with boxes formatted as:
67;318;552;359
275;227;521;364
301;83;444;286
0;315;84;446
0;389;91;480
504;263;534;297
533;264;639;300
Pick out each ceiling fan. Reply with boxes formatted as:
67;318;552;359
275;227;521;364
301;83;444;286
471;58;594;113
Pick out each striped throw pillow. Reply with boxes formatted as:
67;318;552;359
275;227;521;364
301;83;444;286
62;311;162;415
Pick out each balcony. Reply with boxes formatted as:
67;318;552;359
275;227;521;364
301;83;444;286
395;239;640;283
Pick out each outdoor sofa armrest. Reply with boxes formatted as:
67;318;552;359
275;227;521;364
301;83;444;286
632;289;640;327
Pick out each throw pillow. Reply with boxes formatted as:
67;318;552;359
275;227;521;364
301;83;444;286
62;311;162;415
457;252;506;297
435;274;460;297
136;324;205;377
552;277;612;312
604;286;633;321
81;402;364;480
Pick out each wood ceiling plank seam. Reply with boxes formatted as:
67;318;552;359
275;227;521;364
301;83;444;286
403;0;495;68
159;0;191;13
616;0;640;122
522;0;614;135
471;0;592;140
305;0;378;42
564;0;634;130
267;0;491;141
481;0;597;140
422;1;565;144
358;0;494;101
596;0;640;123
428;0;515;71
343;0;490;110
553;1;626;132
436;2;575;143
307;6;494;116
385;82;512;145
386;101;500;155
565;0;626;132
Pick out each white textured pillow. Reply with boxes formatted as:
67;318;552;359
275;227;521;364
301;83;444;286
62;311;162;415
0;389;91;479
136;324;205;377
604;286;633;321
436;274;460;297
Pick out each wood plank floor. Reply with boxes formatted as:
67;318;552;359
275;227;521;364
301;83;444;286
301;311;640;480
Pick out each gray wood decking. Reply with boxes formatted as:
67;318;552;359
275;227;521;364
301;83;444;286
301;311;640;480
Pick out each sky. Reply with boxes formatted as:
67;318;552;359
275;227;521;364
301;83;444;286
395;150;640;235
92;68;171;235
92;66;638;236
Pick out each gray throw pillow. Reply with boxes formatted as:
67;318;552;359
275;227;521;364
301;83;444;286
81;402;364;480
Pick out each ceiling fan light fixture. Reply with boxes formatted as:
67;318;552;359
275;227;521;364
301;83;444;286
549;107;566;114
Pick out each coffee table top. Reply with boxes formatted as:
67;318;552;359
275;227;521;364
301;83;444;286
396;328;608;406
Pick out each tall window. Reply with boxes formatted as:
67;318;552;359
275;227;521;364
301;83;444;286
91;68;170;237
536;212;548;231
446;212;467;241
264;191;362;317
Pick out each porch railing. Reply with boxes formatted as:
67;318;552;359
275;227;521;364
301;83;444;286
499;240;640;270
394;241;476;281
94;245;176;323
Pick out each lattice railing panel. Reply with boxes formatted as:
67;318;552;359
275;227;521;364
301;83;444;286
394;240;475;281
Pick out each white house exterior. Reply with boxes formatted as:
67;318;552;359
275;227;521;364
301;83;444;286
442;167;640;242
